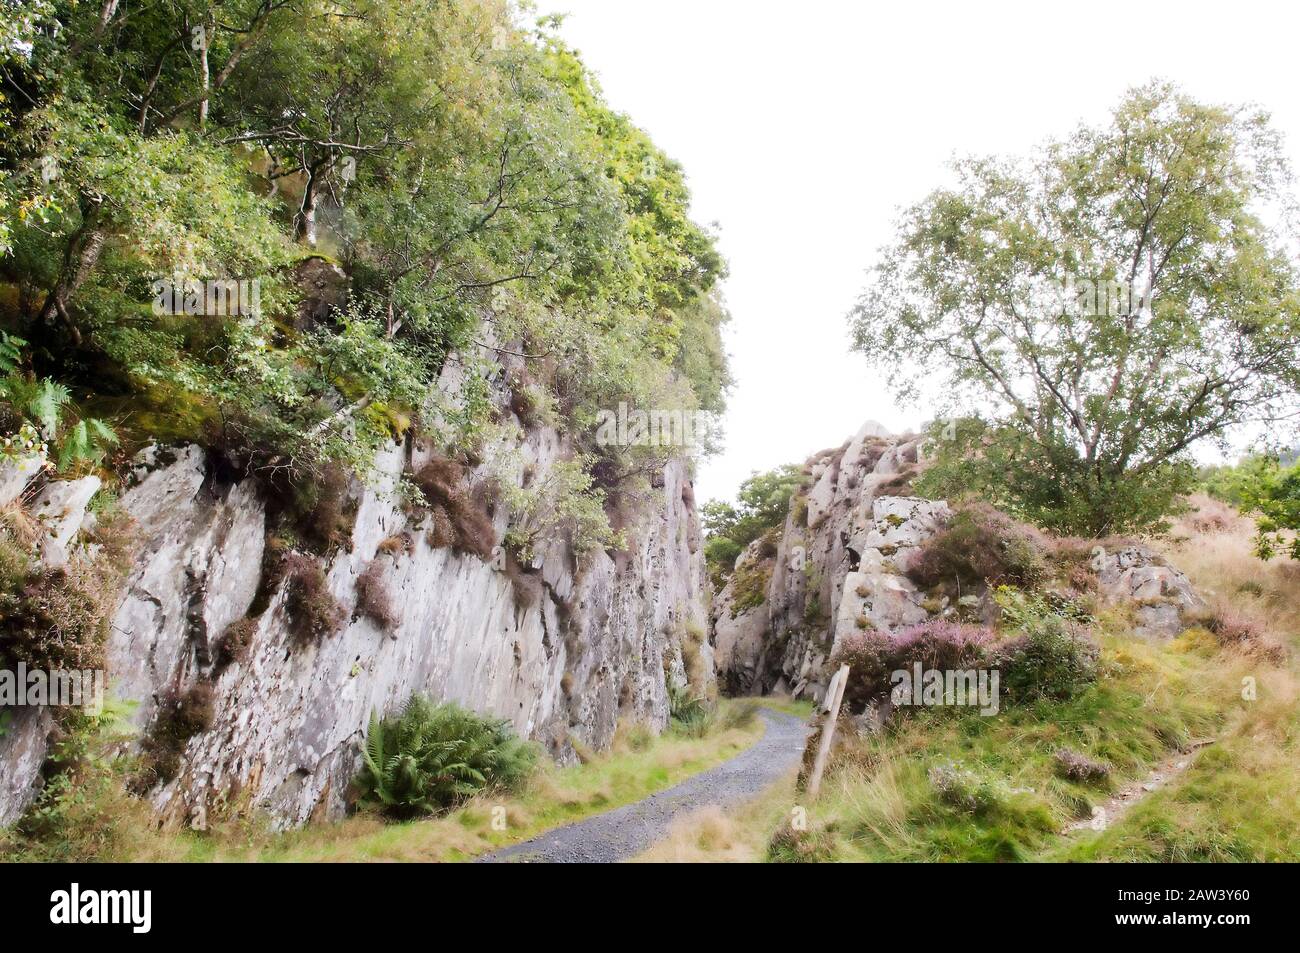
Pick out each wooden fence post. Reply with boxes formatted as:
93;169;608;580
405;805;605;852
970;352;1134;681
806;663;849;799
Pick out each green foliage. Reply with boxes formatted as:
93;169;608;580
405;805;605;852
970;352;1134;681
495;446;621;562
0;0;727;499
906;501;1048;592
728;556;772;618
0;502;134;675
0;337;118;473
667;682;715;738
702;465;802;586
993;587;1098;702
767;822;838;863
8;697;144;862
917;417;1195;536
355;696;537;818
1205;455;1300;560
852;83;1300;536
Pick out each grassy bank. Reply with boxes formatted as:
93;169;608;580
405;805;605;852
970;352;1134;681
1;699;780;863
1049;500;1300;861
639;499;1299;863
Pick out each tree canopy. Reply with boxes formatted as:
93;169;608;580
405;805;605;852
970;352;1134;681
850;83;1300;535
0;1;729;494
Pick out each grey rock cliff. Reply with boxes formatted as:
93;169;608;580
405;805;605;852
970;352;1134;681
1;416;710;829
710;420;1208;702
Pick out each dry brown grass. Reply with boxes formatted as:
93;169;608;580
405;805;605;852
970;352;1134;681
1158;494;1300;647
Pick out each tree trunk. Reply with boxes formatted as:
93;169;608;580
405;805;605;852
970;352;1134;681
296;170;319;246
38;196;107;346
198;21;211;132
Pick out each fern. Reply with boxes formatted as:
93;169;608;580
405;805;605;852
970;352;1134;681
27;379;70;438
56;417;118;472
354;696;537;818
0;332;24;376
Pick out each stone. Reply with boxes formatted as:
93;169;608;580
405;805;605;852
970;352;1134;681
31;475;101;566
0;452;44;507
1093;545;1203;638
1;415;712;828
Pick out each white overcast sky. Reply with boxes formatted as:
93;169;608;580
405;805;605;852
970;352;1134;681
533;0;1300;505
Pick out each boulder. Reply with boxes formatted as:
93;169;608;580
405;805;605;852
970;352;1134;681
0;452;44;507
1093;545;1204;638
30;475;101;566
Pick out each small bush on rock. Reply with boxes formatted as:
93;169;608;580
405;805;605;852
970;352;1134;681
214;617;258;670
411;454;496;561
355;697;536;817
355;560;397;630
282;554;346;644
907;504;1047;592
136;684;216;788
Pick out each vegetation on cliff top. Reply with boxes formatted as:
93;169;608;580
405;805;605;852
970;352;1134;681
1;0;729;495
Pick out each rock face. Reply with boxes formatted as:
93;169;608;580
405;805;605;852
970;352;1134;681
712;421;933;702
710;420;1209;701
0;398;710;829
1093;546;1204;638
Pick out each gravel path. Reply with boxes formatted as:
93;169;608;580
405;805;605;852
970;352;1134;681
480;708;811;863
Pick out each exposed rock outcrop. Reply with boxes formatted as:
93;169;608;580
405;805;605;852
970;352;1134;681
1;387;711;829
1093;546;1204;638
711;420;1210;701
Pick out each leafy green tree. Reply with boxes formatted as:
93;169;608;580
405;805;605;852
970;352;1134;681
850;83;1300;535
703;465;803;583
1224;456;1300;560
0;0;727;506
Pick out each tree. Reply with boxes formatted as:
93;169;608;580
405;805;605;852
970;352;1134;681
1225;456;1300;560
702;465;802;583
849;83;1300;535
0;0;727;499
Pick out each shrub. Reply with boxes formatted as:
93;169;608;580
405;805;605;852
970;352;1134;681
296;464;356;553
355;697;537;817
728;556;771;617
906;503;1047;592
282;553;346;644
426;506;456;549
718;699;760;732
1053;748;1110;784
355;560;397;630
377;533;413;556
993;588;1098;702
214;617;258;670
0;565;110;673
767;823;837;862
9;701;148;861
668;681;715;737
411;455;495;561
136;683;216;788
830;621;997;711
928;762;1007;816
1193;608;1287;663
